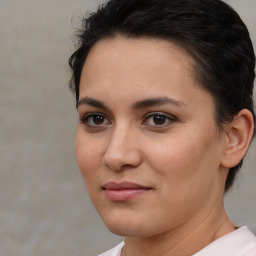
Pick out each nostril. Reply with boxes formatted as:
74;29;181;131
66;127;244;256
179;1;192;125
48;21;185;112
102;150;142;172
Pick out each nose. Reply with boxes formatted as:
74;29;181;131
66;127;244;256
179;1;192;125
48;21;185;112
102;124;142;171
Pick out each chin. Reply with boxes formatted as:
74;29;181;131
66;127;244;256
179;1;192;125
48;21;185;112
102;214;165;238
106;224;148;237
100;211;149;237
105;224;132;236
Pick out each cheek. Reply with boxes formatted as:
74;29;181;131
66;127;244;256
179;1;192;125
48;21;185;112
145;128;221;190
142;131;222;223
75;133;104;184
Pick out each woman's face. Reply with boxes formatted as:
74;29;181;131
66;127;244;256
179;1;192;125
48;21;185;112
76;37;227;237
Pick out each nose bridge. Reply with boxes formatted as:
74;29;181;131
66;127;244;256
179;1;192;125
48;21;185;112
111;122;131;148
103;122;141;171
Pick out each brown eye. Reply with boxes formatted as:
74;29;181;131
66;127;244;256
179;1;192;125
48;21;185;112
153;115;166;125
92;115;105;125
143;112;176;127
80;113;111;128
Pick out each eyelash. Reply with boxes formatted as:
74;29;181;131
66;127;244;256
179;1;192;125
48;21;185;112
79;112;176;129
79;112;111;128
142;112;176;128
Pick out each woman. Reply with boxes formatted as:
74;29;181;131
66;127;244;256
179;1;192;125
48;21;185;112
69;0;256;255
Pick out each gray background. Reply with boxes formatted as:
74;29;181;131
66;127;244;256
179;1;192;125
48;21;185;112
0;0;255;255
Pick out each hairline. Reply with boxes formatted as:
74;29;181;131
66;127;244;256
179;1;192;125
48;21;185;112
80;33;225;130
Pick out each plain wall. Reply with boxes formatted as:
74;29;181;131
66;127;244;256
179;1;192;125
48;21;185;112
0;0;255;255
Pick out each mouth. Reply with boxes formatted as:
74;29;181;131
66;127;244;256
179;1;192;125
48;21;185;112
102;182;152;202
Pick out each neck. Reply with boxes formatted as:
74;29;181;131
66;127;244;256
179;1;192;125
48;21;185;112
122;203;234;256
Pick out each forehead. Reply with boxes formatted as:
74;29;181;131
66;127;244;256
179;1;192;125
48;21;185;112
79;36;214;111
81;37;196;88
79;37;218;133
84;36;195;73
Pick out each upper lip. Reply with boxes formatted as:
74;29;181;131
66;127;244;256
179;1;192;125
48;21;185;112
102;182;151;190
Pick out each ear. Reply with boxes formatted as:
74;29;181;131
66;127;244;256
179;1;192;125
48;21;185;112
220;109;254;168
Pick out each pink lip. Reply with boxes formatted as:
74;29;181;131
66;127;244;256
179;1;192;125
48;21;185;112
102;182;151;201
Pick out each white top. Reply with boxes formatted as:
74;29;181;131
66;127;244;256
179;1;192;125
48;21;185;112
98;226;256;256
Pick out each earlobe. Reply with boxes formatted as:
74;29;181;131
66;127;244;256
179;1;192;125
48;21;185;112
221;109;254;168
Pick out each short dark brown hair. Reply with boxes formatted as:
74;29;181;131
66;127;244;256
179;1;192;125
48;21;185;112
69;0;255;191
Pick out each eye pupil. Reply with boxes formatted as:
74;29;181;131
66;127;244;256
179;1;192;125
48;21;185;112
93;115;104;125
153;115;166;125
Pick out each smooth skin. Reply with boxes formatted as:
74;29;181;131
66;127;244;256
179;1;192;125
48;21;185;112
76;37;254;256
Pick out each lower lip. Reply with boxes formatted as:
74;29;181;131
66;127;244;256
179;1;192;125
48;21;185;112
104;188;150;201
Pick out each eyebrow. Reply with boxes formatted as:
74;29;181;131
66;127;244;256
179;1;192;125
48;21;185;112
77;96;187;110
133;97;187;109
77;97;110;110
